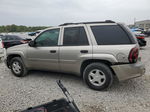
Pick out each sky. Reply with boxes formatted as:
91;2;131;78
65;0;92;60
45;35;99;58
0;0;150;26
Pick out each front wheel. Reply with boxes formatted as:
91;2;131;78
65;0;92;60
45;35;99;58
10;57;28;77
83;63;113;91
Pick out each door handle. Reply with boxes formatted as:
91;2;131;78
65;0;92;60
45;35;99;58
50;50;56;53
80;50;88;53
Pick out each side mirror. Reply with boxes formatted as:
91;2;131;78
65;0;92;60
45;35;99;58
28;40;35;47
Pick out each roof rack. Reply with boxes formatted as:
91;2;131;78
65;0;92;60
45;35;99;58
59;20;115;26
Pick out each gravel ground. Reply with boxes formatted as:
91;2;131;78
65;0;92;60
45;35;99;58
0;38;150;112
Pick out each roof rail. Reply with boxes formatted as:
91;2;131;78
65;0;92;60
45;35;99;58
59;20;115;26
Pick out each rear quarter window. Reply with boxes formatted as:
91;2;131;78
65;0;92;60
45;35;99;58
91;25;133;45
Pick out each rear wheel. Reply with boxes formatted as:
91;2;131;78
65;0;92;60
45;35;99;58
10;57;28;77
83;63;113;90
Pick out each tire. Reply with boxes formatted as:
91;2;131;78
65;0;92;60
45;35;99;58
10;57;28;77
83;63;113;91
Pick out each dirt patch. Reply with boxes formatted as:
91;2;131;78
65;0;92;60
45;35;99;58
81;103;105;112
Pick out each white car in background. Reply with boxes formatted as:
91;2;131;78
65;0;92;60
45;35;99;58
0;37;5;62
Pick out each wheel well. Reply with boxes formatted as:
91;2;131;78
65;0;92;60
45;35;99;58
80;59;115;76
7;54;21;67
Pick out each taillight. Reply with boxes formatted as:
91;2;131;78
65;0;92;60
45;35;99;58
136;36;144;39
128;47;139;63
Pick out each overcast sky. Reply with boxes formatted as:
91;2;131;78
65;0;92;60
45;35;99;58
0;0;150;26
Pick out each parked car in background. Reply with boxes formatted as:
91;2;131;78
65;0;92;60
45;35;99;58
28;32;37;36
135;34;146;47
0;35;31;48
131;28;147;47
5;21;145;91
0;37;5;61
144;30;150;36
131;28;143;34
28;30;43;36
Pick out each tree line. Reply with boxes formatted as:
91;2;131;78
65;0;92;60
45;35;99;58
0;24;49;33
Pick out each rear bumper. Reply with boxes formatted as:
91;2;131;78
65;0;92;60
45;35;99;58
111;60;145;81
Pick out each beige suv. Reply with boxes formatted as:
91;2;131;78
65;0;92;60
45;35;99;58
5;21;145;90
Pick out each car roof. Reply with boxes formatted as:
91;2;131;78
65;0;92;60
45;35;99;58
40;20;117;33
0;35;24;40
43;20;116;30
59;20;115;26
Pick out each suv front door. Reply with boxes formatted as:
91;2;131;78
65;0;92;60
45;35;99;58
59;26;92;74
27;28;60;71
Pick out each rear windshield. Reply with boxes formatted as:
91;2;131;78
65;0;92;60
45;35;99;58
91;25;133;45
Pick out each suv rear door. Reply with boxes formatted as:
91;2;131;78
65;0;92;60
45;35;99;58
59;25;92;74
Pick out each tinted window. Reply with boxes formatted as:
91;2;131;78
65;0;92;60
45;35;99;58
0;36;6;40
91;25;132;45
5;35;21;40
63;27;89;46
35;29;59;47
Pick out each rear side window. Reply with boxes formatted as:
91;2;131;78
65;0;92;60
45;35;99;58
91;25;132;45
63;27;89;46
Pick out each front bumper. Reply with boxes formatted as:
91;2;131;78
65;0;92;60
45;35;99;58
111;60;145;81
0;48;5;62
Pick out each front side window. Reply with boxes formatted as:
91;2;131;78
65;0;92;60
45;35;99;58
63;27;89;46
91;25;132;45
35;29;60;47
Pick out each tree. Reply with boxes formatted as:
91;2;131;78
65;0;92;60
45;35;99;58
0;25;49;33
